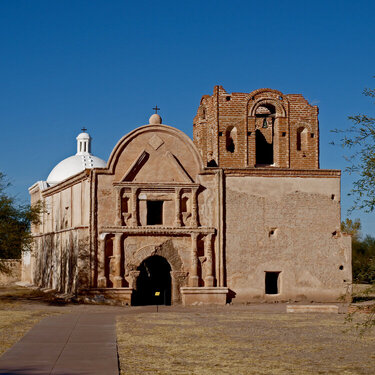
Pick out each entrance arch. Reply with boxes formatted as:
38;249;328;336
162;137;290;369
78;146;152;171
133;255;172;306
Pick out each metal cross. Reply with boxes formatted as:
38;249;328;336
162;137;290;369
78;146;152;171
153;105;160;114
81;127;87;132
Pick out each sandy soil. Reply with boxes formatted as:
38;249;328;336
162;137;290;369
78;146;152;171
1;286;374;374
117;306;375;375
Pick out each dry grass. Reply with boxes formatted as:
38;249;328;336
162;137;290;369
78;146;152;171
0;308;52;356
117;308;375;375
0;286;68;356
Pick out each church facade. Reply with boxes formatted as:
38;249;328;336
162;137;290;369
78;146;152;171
23;86;352;305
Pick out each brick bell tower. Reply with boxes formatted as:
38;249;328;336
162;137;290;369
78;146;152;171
193;86;319;169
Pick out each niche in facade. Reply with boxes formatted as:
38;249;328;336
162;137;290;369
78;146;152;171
225;126;237;153
297;127;308;151
255;104;275;165
105;236;114;288
265;271;280;294
147;201;163;225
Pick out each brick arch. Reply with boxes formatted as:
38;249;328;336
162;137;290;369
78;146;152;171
294;121;312;132
249;98;286;118
130;240;183;272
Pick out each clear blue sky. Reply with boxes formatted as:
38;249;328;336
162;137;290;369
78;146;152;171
0;0;374;235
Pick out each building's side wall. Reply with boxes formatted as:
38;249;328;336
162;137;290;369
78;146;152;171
27;176;92;293
0;260;21;285
225;175;352;302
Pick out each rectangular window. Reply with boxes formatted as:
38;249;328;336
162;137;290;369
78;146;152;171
265;271;280;294
147;201;163;225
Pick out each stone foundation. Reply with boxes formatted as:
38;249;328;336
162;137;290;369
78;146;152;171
287;305;339;313
85;288;133;305
181;287;228;305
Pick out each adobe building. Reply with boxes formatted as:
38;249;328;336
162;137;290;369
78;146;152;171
23;86;352;305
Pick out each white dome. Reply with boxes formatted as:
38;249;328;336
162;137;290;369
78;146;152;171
47;154;106;183
47;130;106;184
76;132;90;140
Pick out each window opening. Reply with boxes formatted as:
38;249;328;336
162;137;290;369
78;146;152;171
147;201;163;225
225;126;237;153
255;104;275;165
297;127;308;151
265;271;280;294
256;130;273;165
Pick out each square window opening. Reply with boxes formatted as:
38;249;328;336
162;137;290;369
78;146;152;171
147;201;163;225
265;271;280;294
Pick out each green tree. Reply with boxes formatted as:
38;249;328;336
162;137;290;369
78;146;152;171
342;219;375;284
0;172;42;274
334;80;375;333
333;83;375;212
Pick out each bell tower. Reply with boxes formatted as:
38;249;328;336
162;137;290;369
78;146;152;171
193;86;319;169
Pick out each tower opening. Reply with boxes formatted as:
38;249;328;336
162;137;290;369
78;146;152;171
255;104;276;165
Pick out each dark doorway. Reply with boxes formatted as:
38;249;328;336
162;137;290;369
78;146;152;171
147;201;163;225
133;255;172;305
256;130;273;165
265;271;280;294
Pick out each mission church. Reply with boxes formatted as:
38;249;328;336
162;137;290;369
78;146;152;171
22;86;352;305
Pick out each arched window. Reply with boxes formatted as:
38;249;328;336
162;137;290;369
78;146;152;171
296;127;308;151
225;126;237;153
255;104;276;165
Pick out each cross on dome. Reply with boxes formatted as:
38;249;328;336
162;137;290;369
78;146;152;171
153;105;160;114
81;126;87;132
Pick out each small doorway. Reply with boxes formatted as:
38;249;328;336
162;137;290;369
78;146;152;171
133;255;172;305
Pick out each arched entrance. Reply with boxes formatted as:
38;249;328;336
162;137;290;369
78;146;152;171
133;255;172;306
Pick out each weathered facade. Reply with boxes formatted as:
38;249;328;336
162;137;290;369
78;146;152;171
23;86;352;305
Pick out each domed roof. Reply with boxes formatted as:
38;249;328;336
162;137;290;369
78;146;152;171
47;129;106;184
149;113;162;124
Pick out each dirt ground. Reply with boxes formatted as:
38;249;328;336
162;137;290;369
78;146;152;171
117;306;375;375
1;286;375;375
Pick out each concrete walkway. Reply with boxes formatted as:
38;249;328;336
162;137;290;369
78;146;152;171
0;313;119;375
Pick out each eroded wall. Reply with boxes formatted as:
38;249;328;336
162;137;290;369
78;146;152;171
28;175;92;293
225;175;352;302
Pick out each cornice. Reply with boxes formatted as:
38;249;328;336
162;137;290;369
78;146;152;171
42;170;91;197
99;226;216;236
223;168;341;178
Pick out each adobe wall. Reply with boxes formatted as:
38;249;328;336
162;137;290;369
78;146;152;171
26;174;92;293
0;260;21;286
225;175;352;302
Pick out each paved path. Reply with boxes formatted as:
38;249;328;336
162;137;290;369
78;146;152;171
0;313;119;375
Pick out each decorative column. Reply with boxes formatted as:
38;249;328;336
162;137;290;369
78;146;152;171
174;188;182;227
191;187;198;227
115;188;122;226
204;234;214;287
113;233;123;287
131;188;138;226
97;235;107;288
129;270;140;289
189;233;199;287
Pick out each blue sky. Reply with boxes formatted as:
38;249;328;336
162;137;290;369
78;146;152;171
0;0;374;235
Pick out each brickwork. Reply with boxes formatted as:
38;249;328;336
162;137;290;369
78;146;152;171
193;86;319;169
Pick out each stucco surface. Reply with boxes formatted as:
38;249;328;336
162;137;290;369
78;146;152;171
225;176;351;302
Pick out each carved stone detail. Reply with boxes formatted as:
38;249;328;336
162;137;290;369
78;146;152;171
148;135;164;150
